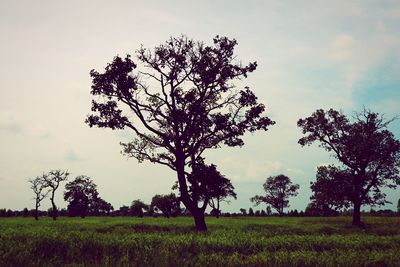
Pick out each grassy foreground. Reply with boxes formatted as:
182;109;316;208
0;216;399;266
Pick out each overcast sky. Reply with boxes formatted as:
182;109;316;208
0;0;399;213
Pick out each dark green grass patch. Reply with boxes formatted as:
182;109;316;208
0;216;399;266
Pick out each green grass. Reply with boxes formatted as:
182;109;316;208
0;216;399;266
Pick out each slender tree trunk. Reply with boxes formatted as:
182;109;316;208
35;202;39;220
50;191;57;221
352;201;362;226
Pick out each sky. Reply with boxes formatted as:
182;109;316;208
0;0;399;213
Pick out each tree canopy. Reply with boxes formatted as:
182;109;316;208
64;175;112;218
150;193;181;218
298;108;400;225
86;35;274;231
250;174;299;216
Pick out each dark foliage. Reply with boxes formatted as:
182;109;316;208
86;35;274;230
130;200;148;217
298;108;400;225
150;193;181;218
251;174;299;216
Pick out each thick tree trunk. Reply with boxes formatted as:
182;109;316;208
352;201;362;226
192;209;207;231
175;152;207;231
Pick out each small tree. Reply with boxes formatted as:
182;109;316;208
251;174;299;216
86;35;274;231
266;206;272;216
298;108;400;226
90;197;113;216
64;175;99;218
150;193;181;218
248;207;254;216
130;199;148;217
184;161;236;218
309;165;351;216
43;170;70;220
28;175;50;220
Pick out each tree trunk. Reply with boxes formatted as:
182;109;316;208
192;209;207;231
175;152;208;231
352;201;362;226
35;203;39;220
50;191;57;221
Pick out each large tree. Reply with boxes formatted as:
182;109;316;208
298;108;400;226
28;174;50;220
43;170;70;220
309;165;351;216
64;175;99;218
250;174;299;216
86;35;274;231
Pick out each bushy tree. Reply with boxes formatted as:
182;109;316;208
64;176;97;218
43;170;70;220
130;199;148;217
150;193;181;218
86;35;274;231
183;160;236;218
298;108;400;226
28;174;50;220
309;165;351;216
251;174;299;216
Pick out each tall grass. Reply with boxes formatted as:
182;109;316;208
0;216;399;266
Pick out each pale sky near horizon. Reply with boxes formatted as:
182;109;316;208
0;0;399;213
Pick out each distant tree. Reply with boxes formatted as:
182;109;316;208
251;174;299;216
239;208;247;216
90;197;113;216
28;175;50;220
266;206;272;216
117;206;130;216
86;35;275;231
130;199;148;217
22;208;29;217
248;207;254;216
150;193;181;218
309;165;351;216
64;175;99;218
182;160;237;218
43;170;70;220
260;209;266;216
255;210;261;216
298;108;400;226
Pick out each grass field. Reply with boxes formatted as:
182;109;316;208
0;216;399;266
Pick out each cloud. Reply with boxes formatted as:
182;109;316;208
218;157;282;182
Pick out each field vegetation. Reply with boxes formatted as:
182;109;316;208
0;216;399;266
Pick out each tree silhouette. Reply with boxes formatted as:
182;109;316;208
309;165;351;216
28;175;50;220
86;35;274;231
251;174;299;216
298;108;400;226
130;199;148;217
43;170;69;220
64;175;99;218
150;193;181;218
180;160;236;218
